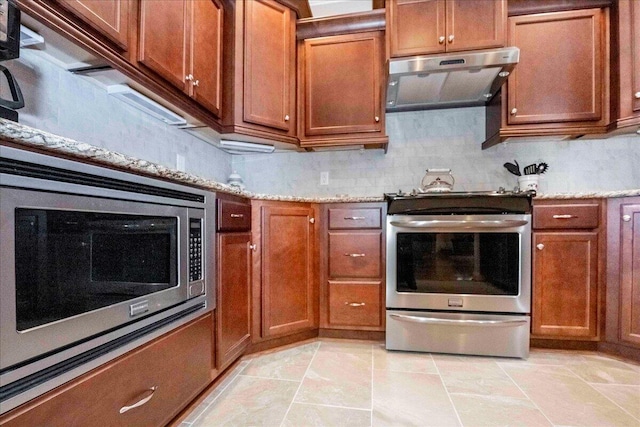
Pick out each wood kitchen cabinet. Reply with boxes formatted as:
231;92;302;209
0;313;213;427
215;196;252;371
320;203;386;332
484;8;610;148
54;0;130;50
139;0;223;117
298;31;388;149
606;197;640;355
251;201;318;344
532;200;604;341
220;0;297;144
613;0;640;131
387;0;506;57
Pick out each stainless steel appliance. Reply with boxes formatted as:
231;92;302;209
386;47;519;112
0;146;215;413
385;191;533;358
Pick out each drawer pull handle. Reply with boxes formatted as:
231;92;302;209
345;302;366;307
230;213;244;218
345;253;366;257
552;214;576;219
344;216;366;220
119;386;157;414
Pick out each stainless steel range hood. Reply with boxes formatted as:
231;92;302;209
386;47;519;112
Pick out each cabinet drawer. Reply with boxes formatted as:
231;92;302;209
217;199;251;231
533;204;600;229
328;281;382;327
1;314;213;427
329;208;382;229
329;231;381;278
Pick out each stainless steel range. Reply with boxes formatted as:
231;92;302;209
385;190;533;358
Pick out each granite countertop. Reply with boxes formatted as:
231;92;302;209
1;119;639;201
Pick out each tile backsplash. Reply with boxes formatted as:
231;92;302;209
233;108;640;197
4;49;639;198
3;50;232;183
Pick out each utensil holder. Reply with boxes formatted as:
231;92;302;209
517;175;539;192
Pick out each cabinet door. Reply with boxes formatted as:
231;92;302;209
533;232;598;338
446;0;505;52
217;233;251;369
620;204;640;345
243;0;295;131
303;32;382;136
261;205;316;337
507;9;604;125
632;1;640;113
58;0;129;50
388;0;446;57
190;0;223;117
139;0;189;91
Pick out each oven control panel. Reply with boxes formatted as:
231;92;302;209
189;218;202;282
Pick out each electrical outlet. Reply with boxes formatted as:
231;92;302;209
320;171;329;186
176;154;186;171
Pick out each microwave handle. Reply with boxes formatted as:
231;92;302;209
389;314;528;327
389;219;528;229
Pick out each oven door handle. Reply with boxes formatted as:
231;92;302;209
389;314;528;327
389;219;528;229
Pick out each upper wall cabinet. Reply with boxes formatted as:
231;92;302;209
55;0;130;50
484;7;611;148
298;30;388;149
615;0;640;131
220;0;297;145
139;0;223;117
387;0;506;57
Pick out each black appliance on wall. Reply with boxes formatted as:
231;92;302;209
0;0;24;121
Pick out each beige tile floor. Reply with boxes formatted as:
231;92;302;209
182;339;640;427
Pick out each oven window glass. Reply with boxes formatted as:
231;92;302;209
396;232;519;295
15;209;178;331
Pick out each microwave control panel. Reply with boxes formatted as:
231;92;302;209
189;218;203;282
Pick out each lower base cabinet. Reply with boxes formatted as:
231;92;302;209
606;197;640;350
0;313;213;427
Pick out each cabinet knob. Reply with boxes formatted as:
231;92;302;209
634;92;640;99
439;36;445;44
536;243;544;250
284;114;290;121
510;108;518;115
622;214;631;222
309;217;315;224
192;80;199;87
375;116;380;122
249;244;257;251
448;34;454;43
185;74;194;81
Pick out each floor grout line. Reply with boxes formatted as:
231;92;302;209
568;368;640;423
187;366;244;426
238;373;302;382
495;362;556;427
293;400;374;412
278;339;320;427
431;353;464;427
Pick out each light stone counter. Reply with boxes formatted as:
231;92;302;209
1;119;639;202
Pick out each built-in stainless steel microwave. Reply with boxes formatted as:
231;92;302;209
0;146;215;414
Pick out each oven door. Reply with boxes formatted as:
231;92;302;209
386;214;531;314
0;188;194;372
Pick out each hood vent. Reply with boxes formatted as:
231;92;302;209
386;47;519;112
